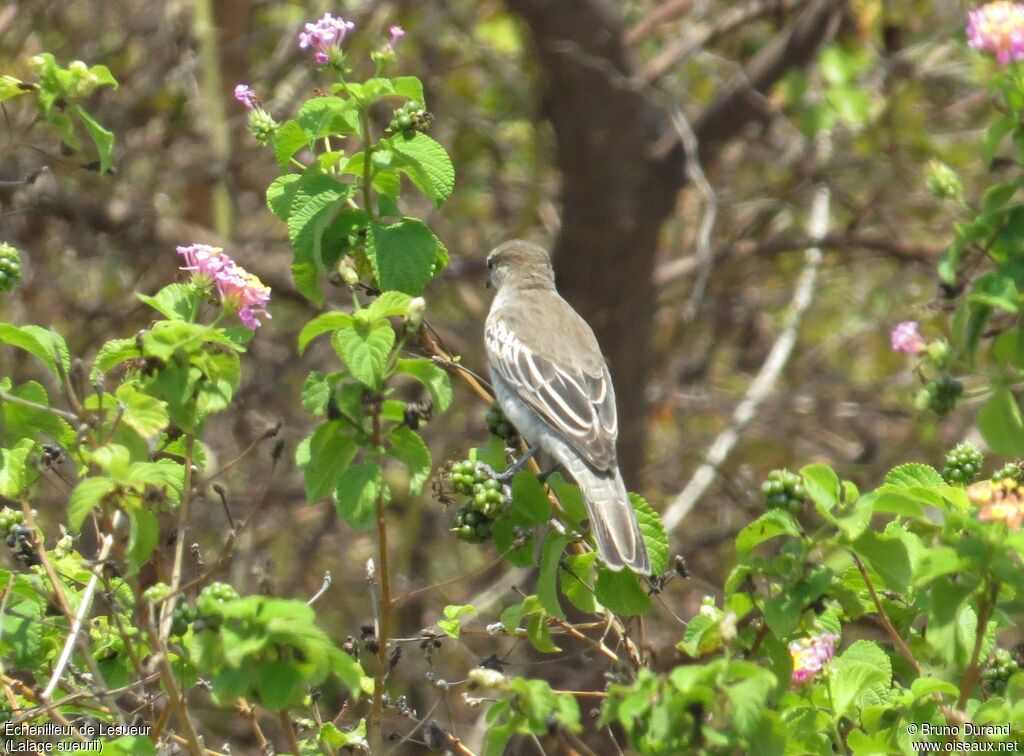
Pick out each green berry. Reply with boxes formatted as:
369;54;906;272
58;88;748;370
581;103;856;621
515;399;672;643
0;243;22;294
761;469;805;513
485;402;517;441
992;462;1022;482
943;441;984;486
917;375;963;416
983;647;1020;692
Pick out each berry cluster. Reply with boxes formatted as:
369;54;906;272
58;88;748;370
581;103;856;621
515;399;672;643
485;402;516;441
247;109;279;144
447;460;509;542
196;581;240;615
916;375;963;416
992;461;1022;482
1;508;36;566
760;469;806;514
943;442;984;485
0;243;22;294
982;647;1021;693
388;101;431;138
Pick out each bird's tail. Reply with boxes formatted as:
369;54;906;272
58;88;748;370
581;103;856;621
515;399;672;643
561;456;651;575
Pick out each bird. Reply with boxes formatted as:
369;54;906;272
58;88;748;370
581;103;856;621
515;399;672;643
483;239;651;574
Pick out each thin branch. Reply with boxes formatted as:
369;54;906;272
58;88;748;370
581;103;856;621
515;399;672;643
850;553;921;675
0;390;80;422
670;107;719;320
307;570;332;606
279;710;303;756
662;135;832;533
42;511;122;699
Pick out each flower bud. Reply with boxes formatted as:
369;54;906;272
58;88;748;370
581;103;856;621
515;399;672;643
404;296;426;330
337;256;360;286
468;667;507;690
247;109;279;144
925;160;963;201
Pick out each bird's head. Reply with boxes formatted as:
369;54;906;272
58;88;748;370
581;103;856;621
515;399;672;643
486;239;555;291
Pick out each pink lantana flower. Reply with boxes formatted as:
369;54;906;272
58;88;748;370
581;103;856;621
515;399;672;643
298;13;356;64
388;25;406;46
890;321;926;355
233;84;258;111
176;244;271;329
789;632;840;685
967;2;1024;64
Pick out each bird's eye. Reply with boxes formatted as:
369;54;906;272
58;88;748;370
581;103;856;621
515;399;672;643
486;259;494;270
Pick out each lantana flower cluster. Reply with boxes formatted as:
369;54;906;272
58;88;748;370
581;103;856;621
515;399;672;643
968;478;1024;530
891;321;926;355
967;1;1024;64
789;632;840;685
177;244;271;329
298;12;355;65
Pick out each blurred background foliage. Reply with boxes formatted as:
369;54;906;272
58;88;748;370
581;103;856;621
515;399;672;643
0;0;1000;748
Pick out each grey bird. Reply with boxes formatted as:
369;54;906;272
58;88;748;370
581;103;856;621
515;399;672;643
484;240;651;574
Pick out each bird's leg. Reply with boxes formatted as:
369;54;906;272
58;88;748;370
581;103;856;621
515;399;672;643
492;444;541;483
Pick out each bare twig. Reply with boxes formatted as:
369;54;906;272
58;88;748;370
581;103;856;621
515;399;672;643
850;553;921;676
662;135;832;534
42;512;122;699
307;570;332;606
670;107;719;320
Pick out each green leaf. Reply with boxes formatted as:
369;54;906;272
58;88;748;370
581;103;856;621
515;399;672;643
437;604;476;639
73;105;114;173
395;358;452;413
561;552;599;614
0;440;34;498
510;471;552;525
334;463;382;531
853;530;911;593
537;531;571;619
91;337;141;380
288;175;354;304
367;218;446;295
366;291;412;319
301;372;333;416
298;422;358;502
828;640;892;716
630;494;668;575
392;76;425;105
984;115;1016;165
266;174;302;220
332;318;395;387
0;75;33;103
526;612;560;652
296;97;359;146
390;132;455;206
735;509;802;557
273;119;307;169
884;463;945;488
256;659;305;710
979;389;1024;455
388;426;432;495
114;382;169;439
763;567;831;637
127;508;159;573
298;312;354;354
0;323;70;378
595;564;650;616
68;477;117;531
801;464;840;511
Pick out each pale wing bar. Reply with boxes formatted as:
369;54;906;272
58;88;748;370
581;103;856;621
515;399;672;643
486;319;617;470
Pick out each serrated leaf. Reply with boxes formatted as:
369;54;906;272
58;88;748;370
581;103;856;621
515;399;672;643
387;426;431;495
594;564;650;616
288;175;354;304
0;323;70;378
334;463;381;531
273;119;307;169
114;383;169;439
884;463;945;488
392;76;425;105
296;97;359;146
299;422;357;502
395;358;452;413
68;477;117;531
853;530;911;592
735;509;802;557
367;218;444;295
0;440;34;498
332;318;395;387
365;291;412;319
301;372;332;415
91;337;141;380
631;493;667;575
73;105;114;173
828;640;892;716
298;312;354;354
801;464;840;511
266;174;302;220
561;552;599;614
390;132;455;206
537;531;571;619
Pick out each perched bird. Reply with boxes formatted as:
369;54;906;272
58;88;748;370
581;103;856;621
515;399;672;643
483;240;651;574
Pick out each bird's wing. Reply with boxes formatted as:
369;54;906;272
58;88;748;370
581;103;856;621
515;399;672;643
485;316;618;471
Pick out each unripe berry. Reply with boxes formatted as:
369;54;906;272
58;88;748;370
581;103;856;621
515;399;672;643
761;469;805;514
943;442;984;486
